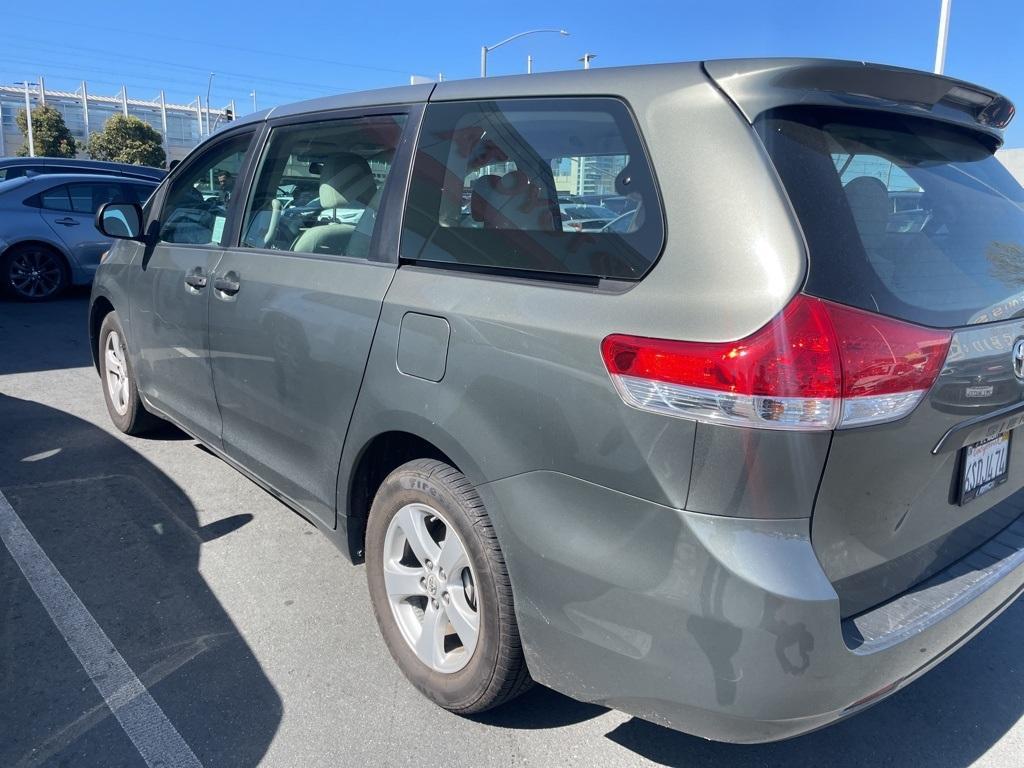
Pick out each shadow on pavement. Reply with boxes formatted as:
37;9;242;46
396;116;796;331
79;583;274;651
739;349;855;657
472;685;608;730
0;393;282;767
0;290;93;376
602;598;1024;767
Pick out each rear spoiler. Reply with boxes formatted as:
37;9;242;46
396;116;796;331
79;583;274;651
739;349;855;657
704;58;1015;142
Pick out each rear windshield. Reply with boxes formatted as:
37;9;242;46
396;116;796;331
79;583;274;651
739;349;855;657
757;107;1024;327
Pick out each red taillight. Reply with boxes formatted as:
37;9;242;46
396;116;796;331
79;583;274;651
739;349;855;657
602;295;952;430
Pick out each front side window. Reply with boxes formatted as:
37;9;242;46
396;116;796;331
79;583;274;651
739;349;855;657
401;98;664;280
159;132;253;245
240;114;407;258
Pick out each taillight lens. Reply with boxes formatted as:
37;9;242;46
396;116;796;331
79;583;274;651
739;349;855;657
601;295;952;431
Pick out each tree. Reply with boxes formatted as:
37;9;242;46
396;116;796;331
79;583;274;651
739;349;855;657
87;114;166;168
15;105;78;158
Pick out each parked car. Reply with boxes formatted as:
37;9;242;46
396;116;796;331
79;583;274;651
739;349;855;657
0;173;157;299
0;156;166;182
559;203;617;231
89;58;1024;744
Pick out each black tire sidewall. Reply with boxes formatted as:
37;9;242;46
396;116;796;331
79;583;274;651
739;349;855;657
2;244;69;302
366;463;504;712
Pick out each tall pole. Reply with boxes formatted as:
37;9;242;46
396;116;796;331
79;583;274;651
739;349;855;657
934;0;952;74
480;29;569;77
195;96;203;141
38;76;45;106
205;72;215;137
120;84;128;116
23;81;35;158
158;90;168;147
527;55;533;74
579;53;596;70
0;101;5;156
250;90;257;112
80;81;90;144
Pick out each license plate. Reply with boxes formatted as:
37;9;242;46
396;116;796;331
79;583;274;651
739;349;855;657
960;432;1011;504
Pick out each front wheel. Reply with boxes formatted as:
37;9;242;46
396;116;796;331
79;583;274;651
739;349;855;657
365;459;531;714
98;311;162;435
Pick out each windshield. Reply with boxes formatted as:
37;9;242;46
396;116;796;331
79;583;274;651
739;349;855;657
758;107;1024;327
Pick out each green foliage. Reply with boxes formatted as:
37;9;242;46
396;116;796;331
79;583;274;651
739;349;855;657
87;114;166;168
15;105;78;158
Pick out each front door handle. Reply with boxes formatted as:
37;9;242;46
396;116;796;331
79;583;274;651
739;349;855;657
184;269;208;290
214;272;241;296
55;217;80;226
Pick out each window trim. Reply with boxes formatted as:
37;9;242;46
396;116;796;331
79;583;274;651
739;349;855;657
398;95;667;284
225;102;425;266
153;126;261;250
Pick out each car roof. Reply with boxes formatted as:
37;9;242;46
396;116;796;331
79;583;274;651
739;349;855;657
0;156;163;172
223;57;1012;141
14;173;159;186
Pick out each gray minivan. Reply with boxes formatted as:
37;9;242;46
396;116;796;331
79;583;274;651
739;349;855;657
88;58;1024;743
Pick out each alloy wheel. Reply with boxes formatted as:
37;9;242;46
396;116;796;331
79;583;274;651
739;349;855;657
9;248;63;299
104;331;130;416
382;503;480;674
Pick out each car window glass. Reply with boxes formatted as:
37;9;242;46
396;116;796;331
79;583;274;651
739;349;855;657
401;98;662;280
241;114;407;258
39;185;73;211
159;132;253;245
759;106;1024;327
124;182;155;205
66;183;125;214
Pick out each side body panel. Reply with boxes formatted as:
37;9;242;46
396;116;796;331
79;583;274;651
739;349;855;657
208;254;396;526
339;65;809;546
131;241;225;447
208;105;422;529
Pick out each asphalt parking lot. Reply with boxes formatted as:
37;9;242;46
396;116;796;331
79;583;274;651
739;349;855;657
2;291;1023;768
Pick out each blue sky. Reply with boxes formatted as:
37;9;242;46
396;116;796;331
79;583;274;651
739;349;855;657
4;0;1024;145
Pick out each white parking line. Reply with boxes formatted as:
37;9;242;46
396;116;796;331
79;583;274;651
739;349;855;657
0;490;203;768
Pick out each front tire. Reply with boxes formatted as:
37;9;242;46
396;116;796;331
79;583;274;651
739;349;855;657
98;311;162;435
366;459;531;714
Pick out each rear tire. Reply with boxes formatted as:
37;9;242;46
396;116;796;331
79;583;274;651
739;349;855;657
366;459;532;714
2;243;69;301
98;311;162;435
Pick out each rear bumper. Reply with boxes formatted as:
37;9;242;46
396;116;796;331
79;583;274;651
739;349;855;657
478;471;1024;743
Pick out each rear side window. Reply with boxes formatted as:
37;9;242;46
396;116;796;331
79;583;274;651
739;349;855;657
758;107;1024;327
401;98;663;281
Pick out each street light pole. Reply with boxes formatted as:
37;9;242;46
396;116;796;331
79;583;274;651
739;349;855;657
480;29;569;77
579;53;597;70
205;72;215;136
933;0;952;74
250;90;258;113
17;81;35;157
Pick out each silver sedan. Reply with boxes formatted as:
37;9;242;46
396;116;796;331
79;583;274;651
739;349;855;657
0;173;157;300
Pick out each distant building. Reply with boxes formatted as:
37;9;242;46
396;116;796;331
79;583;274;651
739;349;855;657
0;80;232;166
999;148;1024;186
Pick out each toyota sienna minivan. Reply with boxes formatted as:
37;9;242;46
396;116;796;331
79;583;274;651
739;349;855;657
89;58;1024;743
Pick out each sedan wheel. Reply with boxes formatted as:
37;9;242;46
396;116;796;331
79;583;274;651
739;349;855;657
6;246;66;300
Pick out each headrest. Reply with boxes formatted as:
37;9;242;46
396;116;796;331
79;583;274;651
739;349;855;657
319;153;376;209
843;176;890;250
470;171;555;231
470;175;502;222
